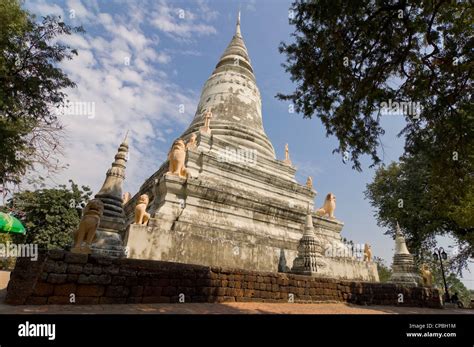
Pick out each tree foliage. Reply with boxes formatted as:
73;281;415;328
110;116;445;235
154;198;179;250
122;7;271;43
425;258;472;307
0;0;83;188
0;233;16;270
279;0;473;271
442;273;471;307
373;256;392;282
278;0;473;171
3;180;92;250
365;151;473;272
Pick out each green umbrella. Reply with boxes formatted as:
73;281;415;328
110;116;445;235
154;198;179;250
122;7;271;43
0;212;26;234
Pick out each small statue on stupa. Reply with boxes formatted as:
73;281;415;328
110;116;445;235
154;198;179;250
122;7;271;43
283;143;292;166
134;194;150;225
200;108;213;134
363;244;372;262
186;133;197;151
167;138;188;178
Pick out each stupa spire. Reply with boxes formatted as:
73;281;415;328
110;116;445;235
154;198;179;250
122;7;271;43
181;11;276;159
96;135;128;199
394;222;410;255
389;221;421;286
123;130;129;146
303;203;315;237
92;133;130;257
236;10;241;37
291;205;319;275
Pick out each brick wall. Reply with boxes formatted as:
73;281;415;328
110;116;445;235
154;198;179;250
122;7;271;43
5;250;441;307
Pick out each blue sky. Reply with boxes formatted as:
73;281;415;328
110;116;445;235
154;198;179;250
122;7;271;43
24;0;472;288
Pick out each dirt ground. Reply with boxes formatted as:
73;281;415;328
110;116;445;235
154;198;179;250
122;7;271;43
1;272;471;315
0;291;471;315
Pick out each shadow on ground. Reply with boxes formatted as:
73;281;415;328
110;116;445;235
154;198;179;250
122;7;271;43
0;297;472;315
0;288;6;302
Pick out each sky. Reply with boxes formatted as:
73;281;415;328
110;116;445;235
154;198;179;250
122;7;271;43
23;0;472;289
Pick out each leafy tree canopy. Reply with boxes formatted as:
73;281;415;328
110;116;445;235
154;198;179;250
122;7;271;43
365;151;473;271
278;0;473;171
280;0;473;272
3;180;92;250
0;0;83;188
373;256;392;282
424;258;472;307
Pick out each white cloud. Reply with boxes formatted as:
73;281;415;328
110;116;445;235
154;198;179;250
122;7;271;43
163;48;203;58
66;0;91;20
293;160;324;186
149;0;217;40
196;0;219;21
97;12;113;24
27;0;65;18
105;24;149;51
61;33;90;50
245;0;257;12
156;52;171;64
24;0;206;196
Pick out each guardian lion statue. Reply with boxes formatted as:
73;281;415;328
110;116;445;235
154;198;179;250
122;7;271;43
134;194;150;225
363;244;372;262
72;199;104;254
420;264;433;287
315;193;336;219
167;138;188;178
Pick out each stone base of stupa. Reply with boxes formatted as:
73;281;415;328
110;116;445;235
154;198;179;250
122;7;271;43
389;273;421;287
123;133;378;281
91;191;128;258
389;253;421;287
91;227;127;258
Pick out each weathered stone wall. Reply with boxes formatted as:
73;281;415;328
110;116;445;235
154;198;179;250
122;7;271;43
5;251;441;308
124;157;379;281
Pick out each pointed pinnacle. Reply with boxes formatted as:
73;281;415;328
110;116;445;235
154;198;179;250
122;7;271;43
122;130;129;145
236;10;241;37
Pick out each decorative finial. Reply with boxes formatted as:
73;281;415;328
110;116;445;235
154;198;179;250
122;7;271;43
123;130;129;145
200;108;213;134
304;202;314;235
283;143;292;166
236;10;241;37
394;221;410;255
